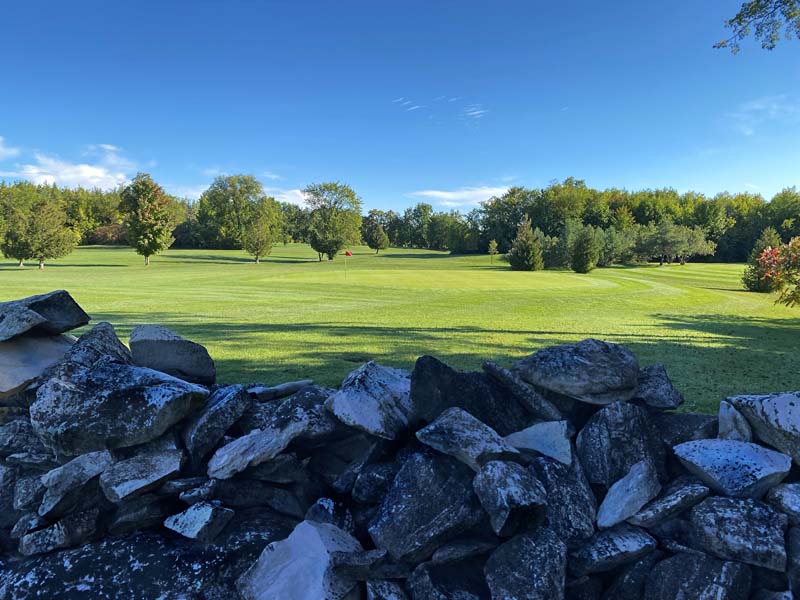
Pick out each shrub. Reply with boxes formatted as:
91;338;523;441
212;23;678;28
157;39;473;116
572;226;601;273
508;216;544;271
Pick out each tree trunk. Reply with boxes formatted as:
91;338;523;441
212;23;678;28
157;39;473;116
255;257;260;264
145;255;150;266
18;259;23;268
38;259;44;270
318;253;323;262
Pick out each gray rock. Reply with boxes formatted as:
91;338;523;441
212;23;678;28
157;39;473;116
164;501;235;542
19;507;100;556
179;479;218;505
504;420;572;465
569;524;656;576
689;496;788;571
430;539;497;565
182;384;251;467
305;498;356;534
215;479;306;518
10;512;46;539
0;335;74;400
0;463;16;527
38;450;114;518
768;483;800;525
513;339;639;405
729;391;800;465
59;321;132;368
718;400;752;442
108;494;177;534
602;550;663;600
31;359;208;456
325;361;412;440
482;361;563;421
99;450;184;502
576;401;664;488
242;453;308;484
644;552;752;600
634;363;683;409
408;558;491;599
0;418;48;458
473;460;547;537
752;592;794;600
628;477;710;528
13;473;45;513
674;439;790;499
530;456;597;547
158;476;208;496
597;460;661;529
130;324;216;385
0;290;89;342
366;580;410;600
237;520;362;600
416;407;520;472
484;528;567;600
368;451;484;562
786;527;800;595
247;379;314;402
352;462;399;504
649;411;718;447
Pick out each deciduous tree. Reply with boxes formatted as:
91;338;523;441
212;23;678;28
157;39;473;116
743;226;783;291
120;173;175;266
304;182;362;261
243;197;282;263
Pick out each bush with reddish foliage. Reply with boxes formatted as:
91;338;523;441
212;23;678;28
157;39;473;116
759;237;800;307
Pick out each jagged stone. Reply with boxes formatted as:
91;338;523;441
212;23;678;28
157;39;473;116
484;528;567;600
182;384;251;467
0;418;48;458
602;550;663;600
408;557;491;599
530;456;596;547
242;453;308;484
597;460;661;529
576;401;664;488
366;580;410;600
409;355;529;435
729;391;800;465
482;361;563;421
99;450;184;503
246;379;314;402
634;363;683;409
504;420;572;465
325;361;412;440
19;507;100;556
674;439;790;499
569;524;656;576
768;483;800;525
13;474;45;513
5;452;58;472
430;538;497;565
164;501;235;542
0;334;74;400
237;520;362;600
0;464;16;528
689;497;788;571
38;450;114;518
10;512;46;539
649;411;718;447
368;451;483;562
158;476;208;496
628;476;709;528
0;290;89;342
473;460;547;537
179;479;218;505
305;497;356;534
718;400;753;442
215;479;305;518
352;462;399;504
129;324;216;385
109;493;177;534
513;338;639;405
644;552;752;600
416;407;520;472
59;321;132;368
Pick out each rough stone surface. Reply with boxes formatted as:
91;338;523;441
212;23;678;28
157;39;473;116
0;464;17;527
729;392;800;465
602;550;663;600
368;451;484;562
182;384;251;467
597;460;661;529
719;399;753;442
569;524;656;576
628;476;710;528
366;580;409;600
473;460;547;536
504;420;572;465
0;290;89;342
19;508;100;557
325;361;412;440
689;496;788;571
514;338;640;405
768;483;800;525
415;407;520;472
164;501;235;542
674;438;790;499
644;552;752;600
38;450;113;519
482;361;563;421
130;324;216;385
247;379;314;402
635;363;684;410
484;528;567;600
99;450;184;503
430;539;497;565
237;520;362;600
649;411;718;447
0;335;74;400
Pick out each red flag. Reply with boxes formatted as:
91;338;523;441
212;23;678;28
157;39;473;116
345;250;352;256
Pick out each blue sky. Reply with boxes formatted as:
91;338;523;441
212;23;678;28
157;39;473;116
1;1;798;210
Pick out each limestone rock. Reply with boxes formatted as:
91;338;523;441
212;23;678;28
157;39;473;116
569;524;656;576
305;498;356;534
644;552;752;600
649;411;718;447
415;407;520;472
368;451;483;562
13;473;46;513
0;418;47;458
59;321;132;368
325;361;412;440
0;334;74;400
473;460;547;537
728;391;800;465
430;539;497;565
484;528;567;600
237;520;362;600
182;384;251;467
628;476;709;528
38;450;114;518
0;290;89;342
634;363;684;409
767;483;800;525
99;450;184;503
130;324;216;385
352;462;399;504
366;580;409;600
0;463;17;527
674;439;790;499
164;501;235;542
19;507;100;556
689;496;788;571
719;400;752;442
247;379;314;402
482;361;563;421
504;420;572;465
513;338;639;405
597;460;661;529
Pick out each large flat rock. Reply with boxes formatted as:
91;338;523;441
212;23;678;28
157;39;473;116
0;335;74;400
0;290;89;342
728;392;800;465
130;324;216;385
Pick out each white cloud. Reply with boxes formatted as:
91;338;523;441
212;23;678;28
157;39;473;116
265;187;305;206
392;97;405;103
0;136;20;161
411;185;509;208
262;170;281;180
728;95;800;136
0;146;132;189
202;167;224;177
165;184;209;200
405;105;423;112
744;182;760;190
462;104;487;119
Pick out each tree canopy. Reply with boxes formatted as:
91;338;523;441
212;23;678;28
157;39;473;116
304;182;362;261
717;0;800;52
242;196;282;263
120;173;176;265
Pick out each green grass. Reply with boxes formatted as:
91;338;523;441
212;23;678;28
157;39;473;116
2;245;799;413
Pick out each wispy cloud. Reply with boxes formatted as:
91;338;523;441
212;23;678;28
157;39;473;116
411;185;508;208
265;187;305;206
744;182;760;190
165;184;209;200
392;97;405;103
727;94;800;136
448;96;461;102
462;104;487;120
405;105;423;112
201;167;224;177
0;137;20;161
262;170;282;180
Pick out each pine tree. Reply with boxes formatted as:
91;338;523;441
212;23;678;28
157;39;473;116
508;216;544;271
120;173;175;266
572;226;601;273
742;226;783;292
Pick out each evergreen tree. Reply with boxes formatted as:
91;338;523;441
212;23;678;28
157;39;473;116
508;216;544;271
743;226;783;292
120;173;175;266
0;206;32;267
363;218;390;253
572;226;601;273
27;197;77;269
243;197;282;263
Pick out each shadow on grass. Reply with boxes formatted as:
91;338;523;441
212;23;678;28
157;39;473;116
0;263;128;270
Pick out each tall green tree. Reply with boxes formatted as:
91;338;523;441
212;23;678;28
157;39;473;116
120;173;175;266
196;175;263;248
304;182;362;260
716;0;800;52
508;216;544;271
243;197;282;263
743;226;783;291
362;214;390;253
571;226;601;273
26;196;78;269
0;206;32;267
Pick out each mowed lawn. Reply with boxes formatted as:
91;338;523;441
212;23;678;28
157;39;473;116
2;244;799;413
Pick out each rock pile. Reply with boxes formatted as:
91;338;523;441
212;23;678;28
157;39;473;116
1;291;799;599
